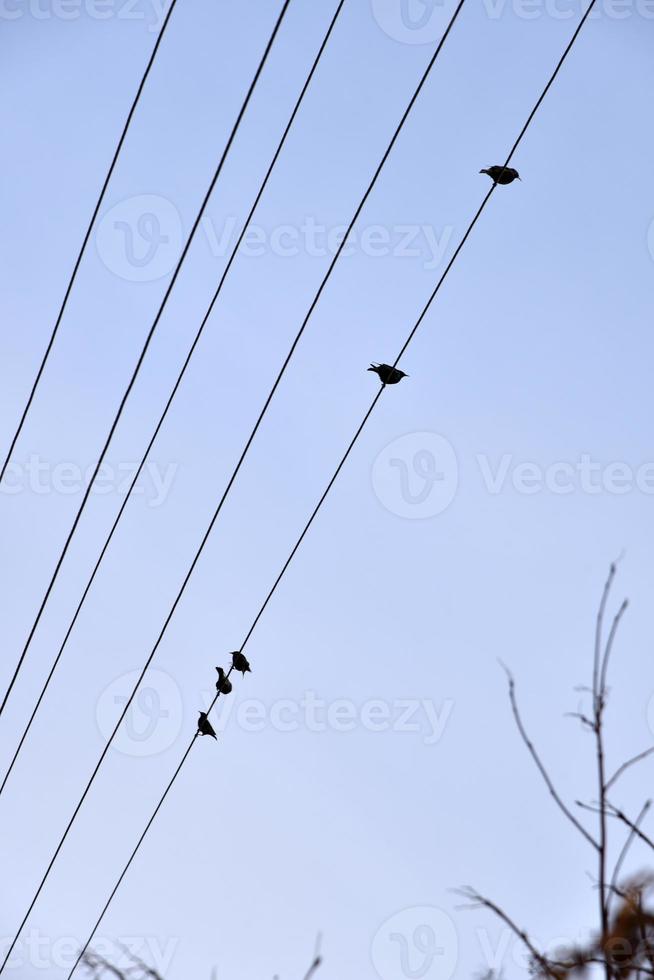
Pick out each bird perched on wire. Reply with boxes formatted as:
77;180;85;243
480;165;521;185
231;651;251;676
368;363;408;386
215;667;232;696
197;711;217;740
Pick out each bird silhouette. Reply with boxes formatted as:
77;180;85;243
215;667;232;695
368;363;408;386
197;711;217;740
480;166;521;185
231;651;251;676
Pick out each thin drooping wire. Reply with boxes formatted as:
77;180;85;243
0;0;347;802
0;0;180;491
65;392;378;976
391;0;600;370
0;0;292;721
62;4;599;969
0;4;466;967
0;3;295;970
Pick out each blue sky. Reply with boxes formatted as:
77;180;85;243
1;1;654;978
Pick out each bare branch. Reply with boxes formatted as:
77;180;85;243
301;956;322;980
565;711;595;731
606;749;654;793
607;804;654;855
577;800;603;815
599;599;629;704
115;945;163;980
454;888;558;979
500;662;598;850
594;563;617;706
608;801;652;914
301;934;323;980
81;951;127;980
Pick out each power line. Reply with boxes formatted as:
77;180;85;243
0;0;293;720
0;0;347;802
65;389;381;979
0;3;467;970
0;0;180;487
59;3;600;971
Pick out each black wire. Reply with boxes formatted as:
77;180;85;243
1;0;464;798
0;0;180;491
0;0;293;721
59;3;599;970
392;0;600;370
65;737;198;980
0;3;294;973
0;2;466;968
0;0;347;802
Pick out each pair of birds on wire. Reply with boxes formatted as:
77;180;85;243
197;652;251;740
369;165;520;391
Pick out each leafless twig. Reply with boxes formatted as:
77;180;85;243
608;802;653;915
499;661;598;850
606;749;654;793
594;563;617;710
607;805;654;855
454;888;559;979
301;933;322;980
